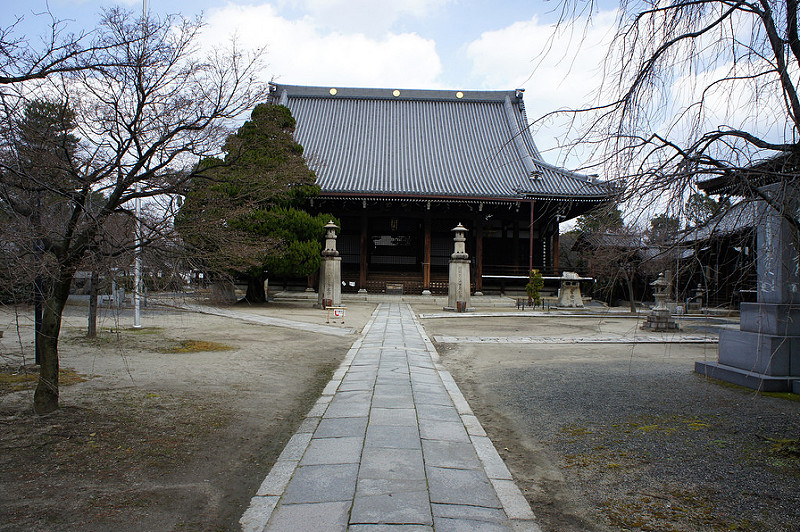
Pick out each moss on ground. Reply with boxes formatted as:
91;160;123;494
161;340;233;353
0;367;86;392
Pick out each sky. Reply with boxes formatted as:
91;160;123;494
2;0;621;166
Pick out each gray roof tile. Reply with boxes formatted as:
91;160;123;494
271;84;613;202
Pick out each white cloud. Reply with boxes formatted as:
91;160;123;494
204;3;443;88
286;0;453;35
467;10;617;115
465;10;617;164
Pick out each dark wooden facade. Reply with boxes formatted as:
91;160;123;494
314;198;566;294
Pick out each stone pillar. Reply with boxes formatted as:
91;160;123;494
318;221;342;309
696;185;800;392
445;223;473;312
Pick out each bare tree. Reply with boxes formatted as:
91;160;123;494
0;10;117;85
0;8;267;414
542;1;800;231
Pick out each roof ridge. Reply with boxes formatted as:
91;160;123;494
270;83;522;103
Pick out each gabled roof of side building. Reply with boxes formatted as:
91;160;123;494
682;200;762;243
269;84;615;203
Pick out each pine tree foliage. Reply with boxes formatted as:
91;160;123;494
177;104;332;300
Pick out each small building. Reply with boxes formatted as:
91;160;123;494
269;84;615;294
679;200;759;306
570;231;654;305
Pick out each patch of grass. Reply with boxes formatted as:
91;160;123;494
769;437;800;458
563;450;632;470
0;367;87;392
560;416;714;443
560;425;595;439
66;327;165;347
761;391;800;403
127;327;165;335
66;328;235;355
760;436;800;470
622;415;715;437
161;340;233;353
696;374;800;402
601;489;757;531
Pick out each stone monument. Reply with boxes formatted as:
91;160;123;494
317;221;342;309
642;272;679;331
696;185;800;392
445;223;473;312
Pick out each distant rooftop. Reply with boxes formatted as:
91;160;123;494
683;200;762;242
270;83;614;203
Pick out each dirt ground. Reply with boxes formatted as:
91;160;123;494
2;298;799;532
0;296;375;532
416;306;800;532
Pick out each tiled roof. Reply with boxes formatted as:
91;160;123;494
270;84;614;202
683;200;761;242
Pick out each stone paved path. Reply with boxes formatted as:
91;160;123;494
241;302;541;531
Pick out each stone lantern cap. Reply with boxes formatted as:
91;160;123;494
322;220;340;257
450;222;468;260
651;273;669;291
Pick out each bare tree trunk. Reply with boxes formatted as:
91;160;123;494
88;270;98;338
33;275;43;365
625;274;637;314
244;274;266;303
34;273;73;414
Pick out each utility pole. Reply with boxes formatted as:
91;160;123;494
133;0;147;329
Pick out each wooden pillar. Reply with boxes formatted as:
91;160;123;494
475;216;484;293
501;220;508;268
528;200;535;272
359;214;368;290
513;217;520;269
552;228;560;275
423;214;432;289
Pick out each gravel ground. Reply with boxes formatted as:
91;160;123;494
419;308;800;532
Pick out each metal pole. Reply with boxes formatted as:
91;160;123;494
133;189;142;328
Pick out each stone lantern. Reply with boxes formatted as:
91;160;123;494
556;271;585;308
445;223;473;312
317;220;341;309
642;272;678;331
